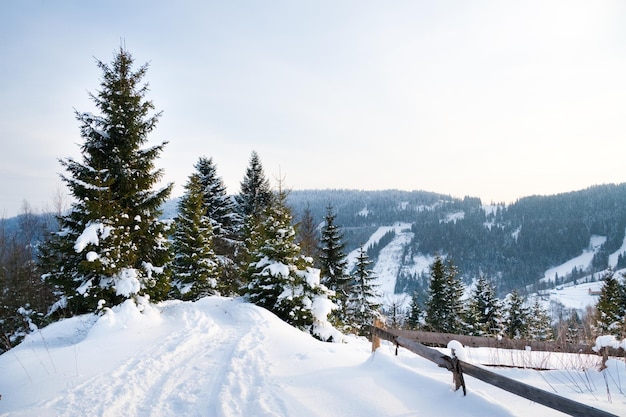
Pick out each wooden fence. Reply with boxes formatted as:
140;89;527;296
371;326;618;417
389;329;623;356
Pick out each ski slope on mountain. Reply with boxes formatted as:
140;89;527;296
1;296;624;417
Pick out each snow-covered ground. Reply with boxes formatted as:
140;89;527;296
1;296;625;417
538;281;604;311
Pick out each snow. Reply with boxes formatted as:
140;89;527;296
346;223;415;299
114;268;141;297
593;335;621;352
1;296;624;417
447;340;467;361
537;281;604;312
541;235;607;283
74;222;111;253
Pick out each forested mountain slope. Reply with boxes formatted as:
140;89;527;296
287;184;626;296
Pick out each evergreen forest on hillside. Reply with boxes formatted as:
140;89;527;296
287;185;626;296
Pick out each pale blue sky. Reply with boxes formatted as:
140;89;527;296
2;1;626;216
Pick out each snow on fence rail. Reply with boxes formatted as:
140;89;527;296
370;326;618;417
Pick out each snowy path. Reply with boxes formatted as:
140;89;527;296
1;296;623;417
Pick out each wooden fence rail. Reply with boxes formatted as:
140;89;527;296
371;326;618;417
390;329;623;356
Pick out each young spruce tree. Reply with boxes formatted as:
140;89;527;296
39;47;172;315
424;256;465;334
504;290;530;339
170;173;219;300
318;205;351;322
465;277;502;336
244;187;332;332
346;245;380;335
595;269;625;337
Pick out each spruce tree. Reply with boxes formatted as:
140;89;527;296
244;188;331;331
318;205;350;320
424;256;465;334
39;47;172;314
527;300;553;341
346;245;380;335
235;151;272;220
296;206;320;262
194;156;240;294
170;173;219;300
195;156;237;254
504;290;530;339
405;291;422;330
595;269;625;337
236;151;273;280
465;277;502;336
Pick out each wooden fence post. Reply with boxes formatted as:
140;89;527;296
371;318;383;352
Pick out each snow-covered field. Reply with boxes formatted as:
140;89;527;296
1;296;625;417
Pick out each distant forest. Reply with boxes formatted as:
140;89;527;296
286;184;626;296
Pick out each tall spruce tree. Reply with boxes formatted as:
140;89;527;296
318;205;350;321
346;245;380;335
194;156;240;294
170;173;219;300
424;256;465;334
595;269;625;337
244;188;332;331
39;47;172;314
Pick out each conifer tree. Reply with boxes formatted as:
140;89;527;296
236;151;273;280
465;277;502;336
244;188;333;331
527;300;553;341
235;151;272;220
346;245;380;335
504;290;530;339
195;156;237;254
170;173;219;300
318;205;350;320
296;206;320;262
39;47;172;314
194;156;239;294
405;291;422;330
424;256;465;334
595;269;625;337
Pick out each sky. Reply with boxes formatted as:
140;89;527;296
2;1;626;217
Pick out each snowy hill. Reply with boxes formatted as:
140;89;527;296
1;297;624;416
